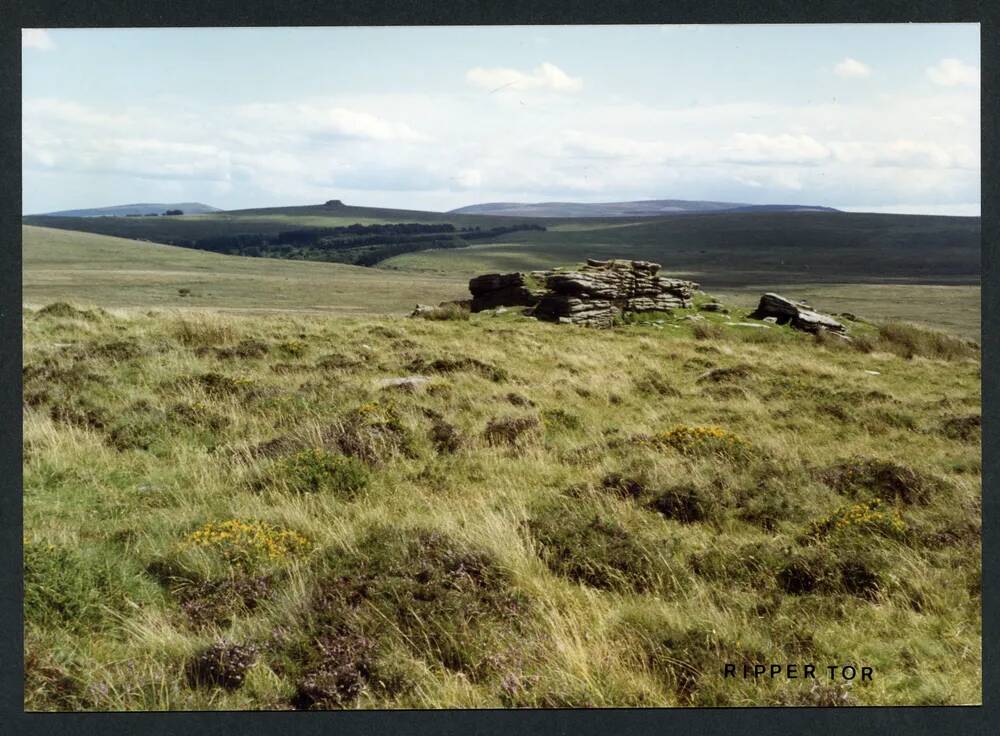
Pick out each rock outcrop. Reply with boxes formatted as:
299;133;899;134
749;293;845;333
469;259;698;327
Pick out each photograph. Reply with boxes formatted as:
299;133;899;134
20;23;981;710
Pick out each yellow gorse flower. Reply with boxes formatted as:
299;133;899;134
644;424;749;456
183;519;311;566
812;499;906;538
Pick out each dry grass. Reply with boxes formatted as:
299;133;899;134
22;303;981;709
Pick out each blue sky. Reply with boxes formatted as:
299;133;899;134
22;25;980;215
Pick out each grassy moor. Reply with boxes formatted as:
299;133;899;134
23;288;981;708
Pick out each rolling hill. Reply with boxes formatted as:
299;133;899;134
448;199;840;217
36;202;222;218
22;203;978;284
21;225;466;313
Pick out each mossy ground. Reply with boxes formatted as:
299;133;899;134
22;301;981;709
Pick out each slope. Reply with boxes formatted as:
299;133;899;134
22;225;466;313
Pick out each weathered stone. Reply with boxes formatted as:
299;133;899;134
749;292;845;333
699;302;728;313
468;259;697;327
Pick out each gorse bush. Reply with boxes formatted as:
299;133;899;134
644;425;753;460
183;520;311;569
275;449;370;496
803;499;907;542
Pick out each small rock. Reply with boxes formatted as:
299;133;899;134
725;322;770;329
410;304;436;317
699;302;728;313
749;292;845;333
762;317;779;324
864;370;881;376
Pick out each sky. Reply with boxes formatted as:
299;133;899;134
21;25;980;215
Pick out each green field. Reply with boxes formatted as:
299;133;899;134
25;205;979;284
22;226;467;314
382;210;979;285
23;301;982;710
22;202;981;338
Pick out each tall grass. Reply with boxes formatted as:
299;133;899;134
23;303;981;709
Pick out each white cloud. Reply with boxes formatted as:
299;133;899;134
455;168;482;188
22;29;55;51
721;133;831;165
237;102;425;142
20;86;979;213
926;58;979;87
465;62;582;92
829;139;976;169
834;57;871;78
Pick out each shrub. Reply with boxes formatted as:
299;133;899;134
600;472;646;500
292;632;376;709
429;418;463;454
284;527;524;700
777;548;883;600
176;575;275;628
802;499;907;543
633;371;682;397
529;504;659;592
940;414;981;442
541;408;582;430
278;339;308;358
819;457;942;505
408;356;508;382
106;406;169;451
169;401;229;432
505;392;535;407
194;371;257;398
215;339;269;359
183;519;311;569
696;364;754;383
186;641;259;690
484;416;540;447
642;425;753;461
276;449;370;496
648;484;719;524
330;408;418;465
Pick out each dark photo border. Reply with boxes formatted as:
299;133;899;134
1;2;995;734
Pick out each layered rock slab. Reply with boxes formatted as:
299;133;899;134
469;259;698;327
